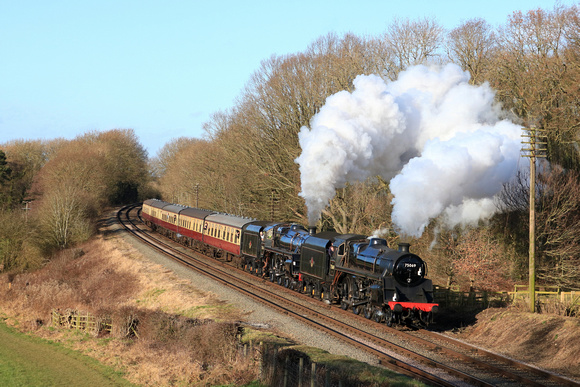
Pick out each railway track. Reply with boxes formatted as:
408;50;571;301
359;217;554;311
118;204;580;387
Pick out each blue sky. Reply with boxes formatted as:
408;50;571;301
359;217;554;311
0;0;576;157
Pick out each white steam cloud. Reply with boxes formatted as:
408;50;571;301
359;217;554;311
295;64;521;237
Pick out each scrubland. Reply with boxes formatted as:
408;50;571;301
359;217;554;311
0;235;258;386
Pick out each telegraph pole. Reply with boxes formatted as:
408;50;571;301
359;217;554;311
521;126;547;313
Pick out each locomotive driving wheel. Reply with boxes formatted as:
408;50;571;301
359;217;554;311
384;308;394;327
363;304;373;319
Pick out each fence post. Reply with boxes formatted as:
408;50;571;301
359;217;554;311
259;342;264;381
311;362;316;387
283;357;289;387
299;357;304;387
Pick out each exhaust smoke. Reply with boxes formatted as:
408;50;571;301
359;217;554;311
295;64;521;237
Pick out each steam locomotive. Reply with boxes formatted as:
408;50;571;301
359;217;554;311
141;199;438;326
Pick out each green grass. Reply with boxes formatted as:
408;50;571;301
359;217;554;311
0;321;135;386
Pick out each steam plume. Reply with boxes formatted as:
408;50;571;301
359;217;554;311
295;64;521;237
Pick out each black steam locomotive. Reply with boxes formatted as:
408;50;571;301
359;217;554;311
142;199;438;326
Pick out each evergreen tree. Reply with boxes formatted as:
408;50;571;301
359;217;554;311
0;150;13;207
0;150;11;183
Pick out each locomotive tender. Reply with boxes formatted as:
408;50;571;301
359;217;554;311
142;199;438;326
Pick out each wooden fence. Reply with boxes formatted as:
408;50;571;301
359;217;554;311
51;309;112;336
251;342;372;387
434;286;579;315
509;286;579;315
510;285;579;303
433;287;511;311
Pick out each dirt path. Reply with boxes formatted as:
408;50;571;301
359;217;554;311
0;322;133;386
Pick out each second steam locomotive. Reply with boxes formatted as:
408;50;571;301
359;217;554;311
142;199;438;326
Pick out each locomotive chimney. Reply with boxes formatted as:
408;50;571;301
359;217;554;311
308;226;316;236
398;243;410;252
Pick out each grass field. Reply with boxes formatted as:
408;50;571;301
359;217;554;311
0;321;134;386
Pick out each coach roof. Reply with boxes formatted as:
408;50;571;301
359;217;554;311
143;199;170;209
206;213;254;228
162;204;187;214
180;207;215;219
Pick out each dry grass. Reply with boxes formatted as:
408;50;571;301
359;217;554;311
0;235;259;386
455;308;580;379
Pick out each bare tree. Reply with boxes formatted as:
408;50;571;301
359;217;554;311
201;33;380;222
490;5;580;168
446;18;496;84
383;17;444;77
322;177;394;237
536;166;580;289
79;129;149;204
451;227;516;291
32;139;108;251
38;184;91;250
0;209;42;272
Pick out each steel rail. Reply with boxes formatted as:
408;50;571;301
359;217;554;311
118;205;465;386
120;204;578;386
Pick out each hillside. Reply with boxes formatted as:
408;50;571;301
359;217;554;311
0;218;579;385
452;308;580;380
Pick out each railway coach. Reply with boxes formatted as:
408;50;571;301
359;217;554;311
141;199;254;262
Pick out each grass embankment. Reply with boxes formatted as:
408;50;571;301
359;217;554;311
0;222;425;386
3;212;577;385
454;308;580;379
0;321;133;386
